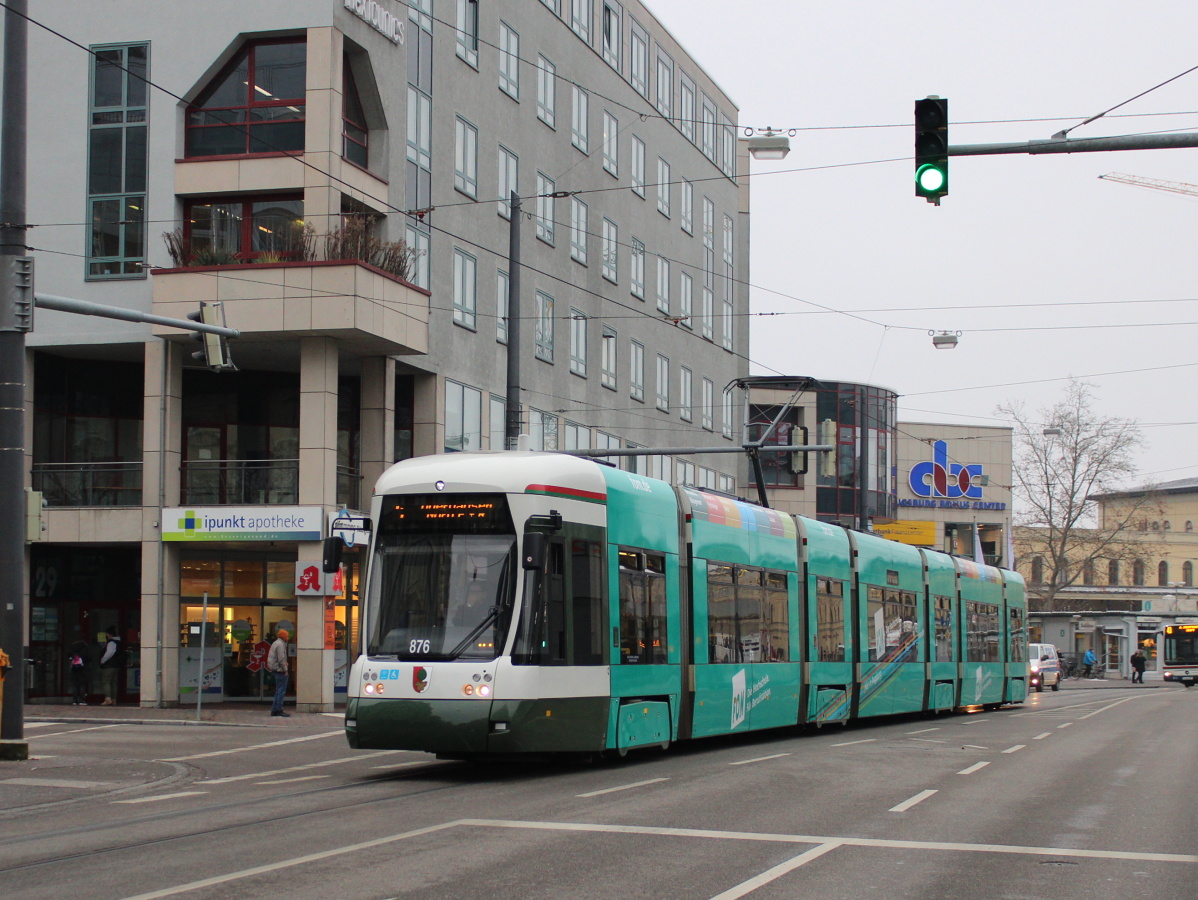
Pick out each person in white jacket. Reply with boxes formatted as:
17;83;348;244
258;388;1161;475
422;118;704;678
268;628;290;717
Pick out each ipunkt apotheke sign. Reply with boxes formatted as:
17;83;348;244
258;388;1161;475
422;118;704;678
162;507;323;542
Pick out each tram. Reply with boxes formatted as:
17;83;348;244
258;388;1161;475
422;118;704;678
343;451;1027;758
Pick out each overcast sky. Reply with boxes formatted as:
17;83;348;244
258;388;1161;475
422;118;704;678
648;0;1198;486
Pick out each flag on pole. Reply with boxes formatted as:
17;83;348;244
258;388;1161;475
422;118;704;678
1004;524;1015;571
973;522;985;566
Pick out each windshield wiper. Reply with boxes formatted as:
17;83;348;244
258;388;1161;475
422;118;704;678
446;606;501;659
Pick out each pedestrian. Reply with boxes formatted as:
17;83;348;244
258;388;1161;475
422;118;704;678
268;628;291;717
1131;649;1147;684
98;627;123;706
68;639;89;706
1082;647;1097;679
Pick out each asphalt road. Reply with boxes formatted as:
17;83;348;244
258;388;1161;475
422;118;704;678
2;684;1196;900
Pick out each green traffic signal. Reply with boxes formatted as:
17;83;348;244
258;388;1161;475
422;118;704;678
914;96;948;203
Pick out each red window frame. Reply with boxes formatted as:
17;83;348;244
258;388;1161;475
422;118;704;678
186;38;307;158
182;195;305;263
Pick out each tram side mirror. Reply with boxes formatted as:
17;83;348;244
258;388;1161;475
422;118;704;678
322;536;343;573
523;532;547;570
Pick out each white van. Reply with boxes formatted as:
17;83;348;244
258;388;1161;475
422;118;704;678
1028;643;1062;691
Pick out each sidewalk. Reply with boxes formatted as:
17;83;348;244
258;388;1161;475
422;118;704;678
21;701;344;728
1057;675;1179;689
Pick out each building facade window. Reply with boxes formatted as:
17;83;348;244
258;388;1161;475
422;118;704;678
1185;560;1194;586
529;409;559;451
601;218;618;282
496;269;509;343
454;117;478;197
630;238;646;298
498;144;518;219
656;256;670;313
656;354;670;412
342;60;368;167
536;172;556;244
601;327;617;389
700;95;717;161
701;377;714;430
679;271;693;328
88;42;148;279
571;0;592;43
657;158;671;216
445;380;483;452
629;19;648;96
570;310;587;376
601;0;622;70
535;291;555;362
655;50;673;118
722;390;734;438
186;38;306;158
1159;560;1169;586
680;178;693;233
679;72;695;141
490;395;507;450
498;22;520;99
679;366;692;421
1133;559;1145;586
570;197;589;264
630;340;645;401
572;85;589;152
404;223;430;290
536;55;557;127
1108;559;1120;585
455;0;479;66
406;85;432;170
452;248;477;329
721;113;736;178
602;111;619;175
631;136;646;196
183;196;305;263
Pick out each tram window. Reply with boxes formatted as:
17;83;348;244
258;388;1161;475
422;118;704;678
706;562;789;663
882;590;918;657
816;578;845;662
966;600;1000;663
866;586;885;661
619;548;667;664
1008;607;1025;662
933;595;953;661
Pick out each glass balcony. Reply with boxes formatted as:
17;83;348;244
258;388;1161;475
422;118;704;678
32;461;143;507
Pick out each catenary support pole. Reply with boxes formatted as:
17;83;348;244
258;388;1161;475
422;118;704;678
504;192;522;449
0;0;28;755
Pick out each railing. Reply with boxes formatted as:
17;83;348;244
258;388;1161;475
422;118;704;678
32;461;143;507
182;458;362;508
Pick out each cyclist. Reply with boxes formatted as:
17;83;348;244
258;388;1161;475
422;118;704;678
1082;647;1097;678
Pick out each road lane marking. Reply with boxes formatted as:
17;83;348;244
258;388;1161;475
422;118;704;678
1058;722;1073;729
1002;745;1026;754
2;777;116;789
159;731;345;761
957;762;991;775
908;738;947;744
1077;698;1135;719
113;791;208;804
24;722;66;728
729;753;790;766
830;738;876;747
114;819;1198;899
577;778;669;798
256;775;330;785
370;761;431;771
709;842;843;900
889;790;937;812
962;745;988;750
196;750;400;784
905;728;940;735
1033;732;1052;740
27;724;124;739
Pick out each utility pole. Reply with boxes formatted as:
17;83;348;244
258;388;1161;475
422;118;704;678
0;0;29;758
504;192;522;450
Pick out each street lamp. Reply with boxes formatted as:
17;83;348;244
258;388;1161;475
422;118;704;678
930;330;960;349
744;127;793;160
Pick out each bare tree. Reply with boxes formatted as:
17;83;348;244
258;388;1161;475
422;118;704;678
997;380;1156;612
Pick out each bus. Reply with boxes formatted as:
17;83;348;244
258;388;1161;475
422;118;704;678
1162;623;1198;687
341;451;1027;758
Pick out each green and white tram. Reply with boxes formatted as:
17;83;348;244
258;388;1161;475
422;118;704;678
344;451;1027;758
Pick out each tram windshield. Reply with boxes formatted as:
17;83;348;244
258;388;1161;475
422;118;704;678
366;493;516;661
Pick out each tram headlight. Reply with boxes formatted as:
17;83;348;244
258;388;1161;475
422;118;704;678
364;682;374;694
463;684;474;696
478;684;492;697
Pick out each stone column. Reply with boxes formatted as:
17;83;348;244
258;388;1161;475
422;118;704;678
141;339;183;707
297;336;338;711
359;356;395;502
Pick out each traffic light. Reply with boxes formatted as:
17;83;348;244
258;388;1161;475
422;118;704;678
187;301;234;371
914;96;948;203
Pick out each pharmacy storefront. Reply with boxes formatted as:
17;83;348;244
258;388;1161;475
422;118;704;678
164;508;358;705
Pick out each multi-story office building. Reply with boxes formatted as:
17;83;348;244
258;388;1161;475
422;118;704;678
19;0;749;708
